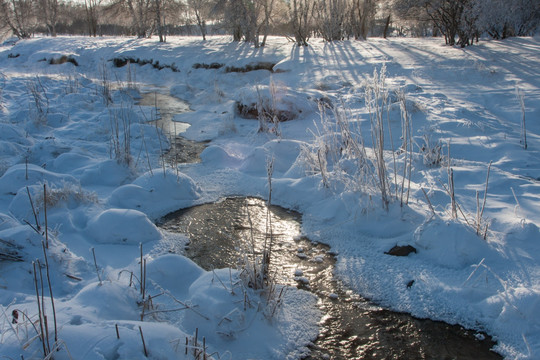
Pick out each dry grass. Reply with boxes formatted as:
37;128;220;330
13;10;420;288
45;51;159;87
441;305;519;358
33;182;98;209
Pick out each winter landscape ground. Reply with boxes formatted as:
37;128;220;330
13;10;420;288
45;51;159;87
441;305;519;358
0;34;539;359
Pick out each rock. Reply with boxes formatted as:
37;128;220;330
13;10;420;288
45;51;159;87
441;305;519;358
385;245;417;257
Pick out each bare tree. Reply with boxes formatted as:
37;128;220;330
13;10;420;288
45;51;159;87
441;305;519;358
213;0;245;41
38;0;59;36
126;0;153;37
242;0;259;44
188;0;211;40
212;0;274;46
288;0;314;45
0;0;38;38
380;0;392;38
349;0;376;40
84;0;101;36
392;0;471;45
472;0;540;39
154;0;165;41
315;0;347;41
257;0;276;46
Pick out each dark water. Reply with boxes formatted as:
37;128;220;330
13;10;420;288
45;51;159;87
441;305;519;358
138;92;207;164
158;197;502;360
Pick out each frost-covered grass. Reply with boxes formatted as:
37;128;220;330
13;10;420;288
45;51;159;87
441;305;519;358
0;35;539;359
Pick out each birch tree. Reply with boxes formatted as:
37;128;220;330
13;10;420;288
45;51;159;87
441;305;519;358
188;0;211;40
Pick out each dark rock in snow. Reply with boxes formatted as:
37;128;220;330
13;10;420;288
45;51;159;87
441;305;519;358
385;245;417;257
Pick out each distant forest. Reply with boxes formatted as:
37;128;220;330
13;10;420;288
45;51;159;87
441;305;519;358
1;0;539;46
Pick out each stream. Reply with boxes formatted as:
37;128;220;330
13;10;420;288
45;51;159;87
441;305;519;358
158;197;501;360
144;91;502;360
138;91;207;164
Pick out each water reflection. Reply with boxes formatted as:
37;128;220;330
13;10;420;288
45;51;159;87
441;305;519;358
158;197;502;360
138;92;191;135
159;197;302;274
138;91;207;163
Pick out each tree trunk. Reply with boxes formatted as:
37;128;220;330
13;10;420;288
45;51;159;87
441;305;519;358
194;10;206;40
154;0;164;42
383;14;390;38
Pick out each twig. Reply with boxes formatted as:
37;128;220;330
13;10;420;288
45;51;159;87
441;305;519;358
211;269;231;293
139;326;148;357
317;149;329;188
37;260;51;354
143;258;147;300
479;162;492;221
437;178;472;227
91;248;102;285
194;328;198;358
43;184;49;249
421;188;435;216
43;339;75;360
510;187;524;221
449;169;457;219
42;241;57;344
142;306;190;317
140;243;144;297
203;337;207;360
26;187;40;232
64;273;82;281
166;292;209;320
24;220;41;235
516;87;527;150
10;308;41;341
462;258;485;287
33;261;48;357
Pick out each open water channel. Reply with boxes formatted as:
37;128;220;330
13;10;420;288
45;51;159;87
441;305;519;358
143;91;502;360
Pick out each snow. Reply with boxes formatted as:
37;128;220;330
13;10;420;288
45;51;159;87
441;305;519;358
0;34;539;359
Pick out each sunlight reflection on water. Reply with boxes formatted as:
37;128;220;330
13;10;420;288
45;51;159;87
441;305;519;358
138;92;191;135
158;197;502;360
138;91;207;163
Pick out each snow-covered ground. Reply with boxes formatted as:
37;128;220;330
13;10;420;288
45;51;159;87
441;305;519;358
0;35;539;359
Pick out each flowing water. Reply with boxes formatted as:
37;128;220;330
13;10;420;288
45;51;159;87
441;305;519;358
143;89;502;359
138;91;207;163
158;198;502;360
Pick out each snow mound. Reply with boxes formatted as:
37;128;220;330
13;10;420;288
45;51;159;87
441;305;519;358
71;282;140;320
414;219;492;269
146;254;203;298
109;168;201;218
200;145;243;168
0;224;43;250
0;212;19;230
49;151;96;173
132;168;200;196
86;209;161;245
108;184;150;210
80;159;134;186
235;85;316;121
240;139;303;176
0;164;78;196
182;269;319;359
8;182;95;226
0;123;32;145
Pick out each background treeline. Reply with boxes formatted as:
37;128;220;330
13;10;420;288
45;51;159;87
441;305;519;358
1;0;539;46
